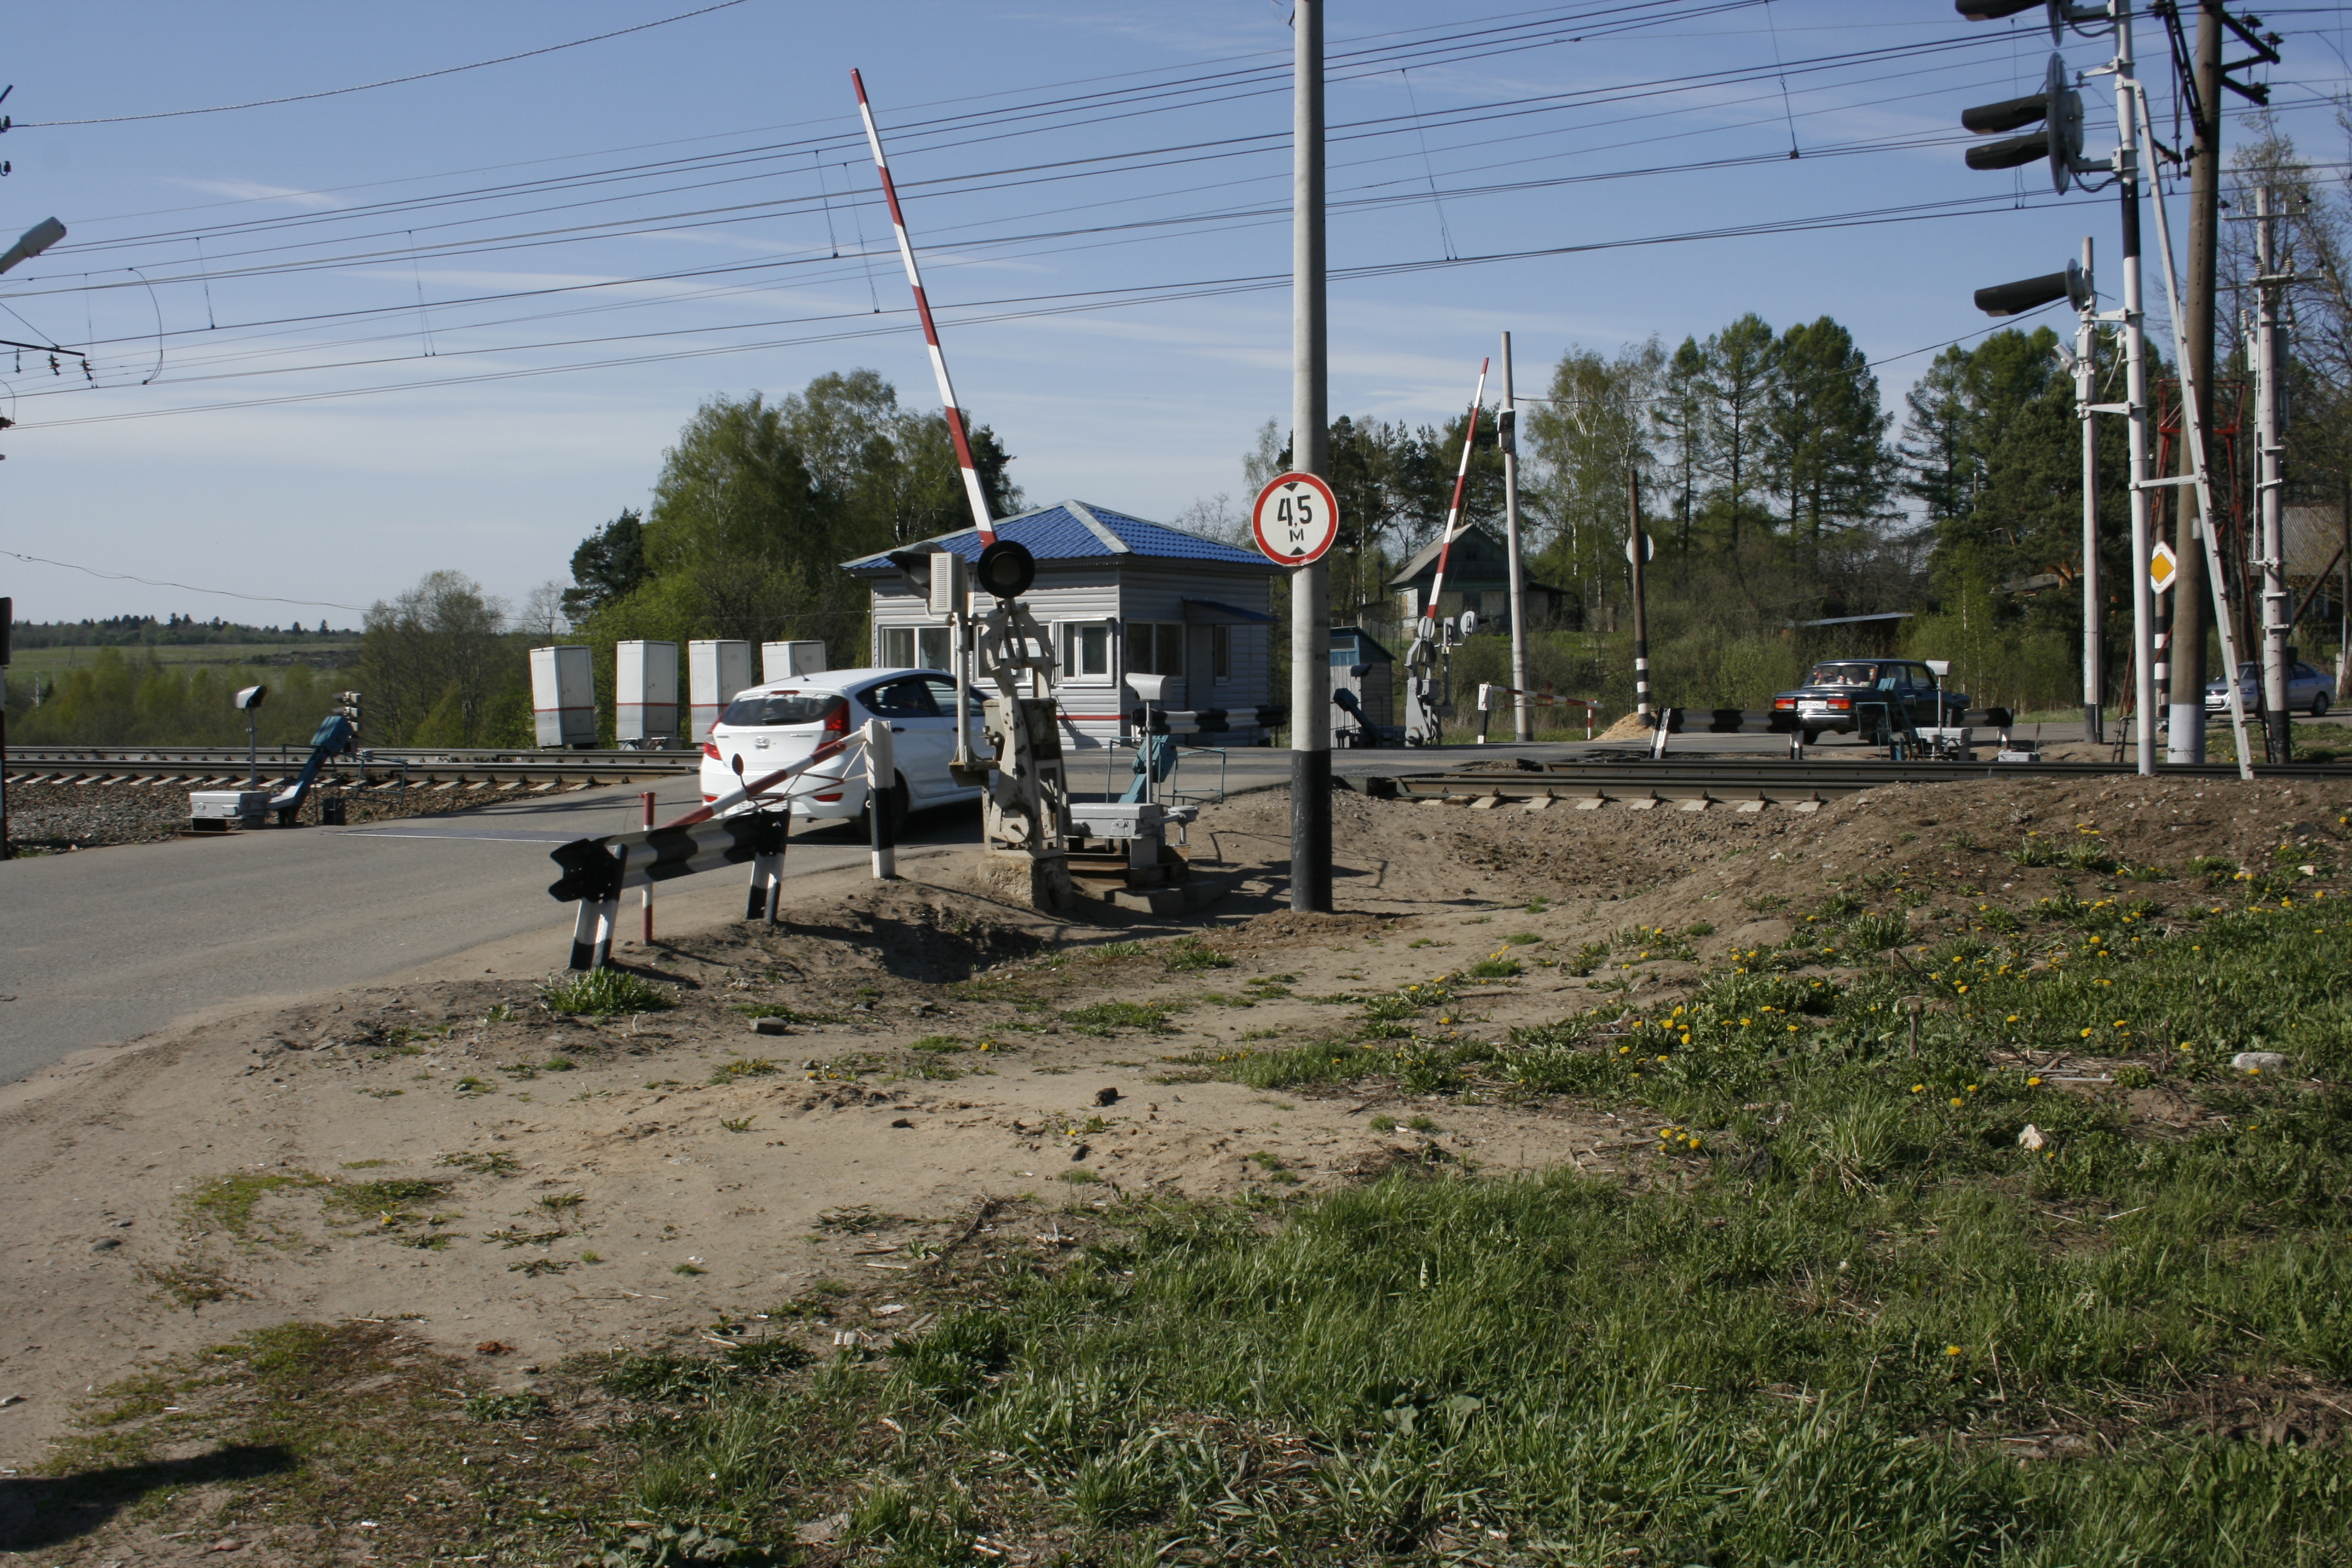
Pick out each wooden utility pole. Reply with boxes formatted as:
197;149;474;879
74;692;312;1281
2166;0;2226;762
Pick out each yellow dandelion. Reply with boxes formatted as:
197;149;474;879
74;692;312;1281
2027;1076;2043;1088
1949;1097;1965;1108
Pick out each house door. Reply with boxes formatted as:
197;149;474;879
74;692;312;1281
1185;627;1215;711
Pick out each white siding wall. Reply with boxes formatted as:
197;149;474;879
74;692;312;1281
1117;563;1276;744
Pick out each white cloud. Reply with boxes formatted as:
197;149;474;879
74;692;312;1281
167;178;344;211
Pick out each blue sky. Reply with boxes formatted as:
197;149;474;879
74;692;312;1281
2;1;2345;624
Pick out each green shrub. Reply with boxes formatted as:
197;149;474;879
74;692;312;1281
541;968;675;1016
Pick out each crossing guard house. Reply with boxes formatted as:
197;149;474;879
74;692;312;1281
843;500;1281;750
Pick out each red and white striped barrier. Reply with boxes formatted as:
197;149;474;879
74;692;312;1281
852;70;996;546
1420;359;1491;621
1475;684;1599;742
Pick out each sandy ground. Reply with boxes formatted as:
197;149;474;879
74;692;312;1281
3;767;2342;1493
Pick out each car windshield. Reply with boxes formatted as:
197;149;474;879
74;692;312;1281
1806;663;1878;686
720;691;838;727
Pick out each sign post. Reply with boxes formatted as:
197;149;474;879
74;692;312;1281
1256;470;1339;911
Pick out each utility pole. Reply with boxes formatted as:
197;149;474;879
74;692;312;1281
1628;470;1651;721
2166;0;2224;763
2118;2;2160;775
1289;0;1331;913
2254;185;2290;759
1499;331;1532;741
2077;235;2105;743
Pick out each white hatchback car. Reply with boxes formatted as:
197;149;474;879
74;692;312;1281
699;667;982;831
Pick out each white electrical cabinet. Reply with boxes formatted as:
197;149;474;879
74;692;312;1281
760;639;829;682
615;640;680;746
529;645;598;749
687;639;755;743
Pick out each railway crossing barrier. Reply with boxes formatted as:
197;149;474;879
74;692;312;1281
1474;684;1599;742
545;727;867;969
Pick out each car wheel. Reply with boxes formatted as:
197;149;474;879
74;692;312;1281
2313;691;2331;717
1800;728;1821;746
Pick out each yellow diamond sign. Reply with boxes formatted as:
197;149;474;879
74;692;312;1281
2149;541;2178;593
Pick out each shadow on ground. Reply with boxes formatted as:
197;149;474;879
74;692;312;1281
0;1445;297;1549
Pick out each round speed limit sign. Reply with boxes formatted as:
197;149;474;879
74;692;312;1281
1250;471;1341;567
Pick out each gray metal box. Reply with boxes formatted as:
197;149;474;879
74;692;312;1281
190;789;272;823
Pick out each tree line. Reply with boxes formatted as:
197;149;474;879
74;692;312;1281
31;121;2352;752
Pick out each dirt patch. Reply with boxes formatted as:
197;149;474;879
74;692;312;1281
1;764;2342;1558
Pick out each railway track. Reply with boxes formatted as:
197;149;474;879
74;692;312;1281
1357;754;2352;806
3;746;698;789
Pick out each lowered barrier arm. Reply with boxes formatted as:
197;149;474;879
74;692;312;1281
1475;684;1599;742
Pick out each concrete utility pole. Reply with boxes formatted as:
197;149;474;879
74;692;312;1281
1500;332;1532;740
2078;235;2104;743
2254;185;2290;759
2117;2;2158;775
2166;0;2226;763
1289;0;1331;913
1628;469;1651;720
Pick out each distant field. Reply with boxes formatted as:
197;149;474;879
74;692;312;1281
6;640;362;677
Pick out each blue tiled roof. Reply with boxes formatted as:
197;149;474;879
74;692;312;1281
841;500;1275;574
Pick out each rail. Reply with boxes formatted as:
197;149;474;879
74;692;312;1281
5;748;695;790
1356;754;2350;807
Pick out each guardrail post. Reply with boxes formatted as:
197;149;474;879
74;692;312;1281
1476;684;1492;745
745;811;789;927
866;716;897;880
639;791;656;943
570;895;620;972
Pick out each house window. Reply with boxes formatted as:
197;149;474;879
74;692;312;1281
1059;621;1113;680
1126;622;1184;675
1212;625;1232;680
880;625;953;671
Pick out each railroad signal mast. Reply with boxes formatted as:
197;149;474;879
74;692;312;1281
1956;0;2255;780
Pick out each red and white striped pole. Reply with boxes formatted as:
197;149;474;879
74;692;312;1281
851;69;996;546
1420;359;1491;620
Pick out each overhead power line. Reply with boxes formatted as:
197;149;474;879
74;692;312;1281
0;547;367;612
17;189;2105;431
18;0;758;127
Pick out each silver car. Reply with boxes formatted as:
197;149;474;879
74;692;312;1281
2204;659;2334;717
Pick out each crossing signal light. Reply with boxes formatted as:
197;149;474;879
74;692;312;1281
1975;258;2095;317
335;691;362;746
1962;54;2083;193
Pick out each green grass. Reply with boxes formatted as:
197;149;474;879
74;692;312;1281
541;967;675;1016
1062;1001;1175;1035
580;882;2352;1561
1162;938;1235;972
184;1169;328;1244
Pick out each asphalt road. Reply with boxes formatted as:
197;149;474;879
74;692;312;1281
0;777;973;1086
0;731;1864;1086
